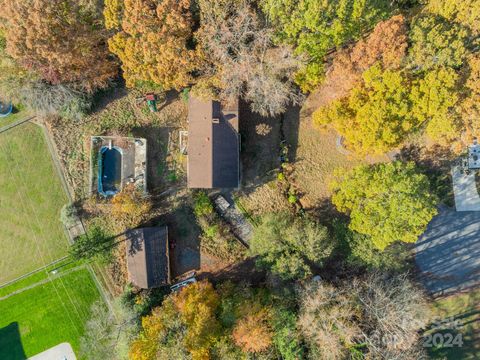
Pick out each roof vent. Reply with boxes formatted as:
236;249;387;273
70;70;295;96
212;117;220;123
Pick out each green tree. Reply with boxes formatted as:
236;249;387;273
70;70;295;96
333;221;411;273
260;0;394;91
409;14;469;70
411;67;460;143
427;0;480;34
250;212;333;279
70;224;115;263
331;161;438;250
313;64;415;154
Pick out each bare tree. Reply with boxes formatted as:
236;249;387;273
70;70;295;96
80;300;139;360
353;272;430;359
195;0;303;117
298;273;430;359
298;282;361;360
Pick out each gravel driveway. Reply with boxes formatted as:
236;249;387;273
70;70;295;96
415;207;480;297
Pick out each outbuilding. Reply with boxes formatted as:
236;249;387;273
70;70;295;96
126;226;170;289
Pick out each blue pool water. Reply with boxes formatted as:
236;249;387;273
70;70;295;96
98;146;122;196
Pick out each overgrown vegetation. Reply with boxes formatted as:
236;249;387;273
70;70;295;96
193;191;246;262
250;212;333;279
1;0;478;358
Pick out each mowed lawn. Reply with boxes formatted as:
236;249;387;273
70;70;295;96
428;289;480;359
0;122;69;283
0;267;101;359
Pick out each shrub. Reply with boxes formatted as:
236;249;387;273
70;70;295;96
69;224;114;264
60;203;78;228
193;191;214;217
111;185;152;229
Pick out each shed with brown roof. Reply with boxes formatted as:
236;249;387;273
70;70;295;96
126;226;170;289
187;97;240;188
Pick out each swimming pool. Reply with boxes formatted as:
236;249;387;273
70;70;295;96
0;100;12;117
98;146;122;196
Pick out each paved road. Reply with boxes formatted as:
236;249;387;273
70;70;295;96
451;165;480;211
29;342;76;360
415;207;480;297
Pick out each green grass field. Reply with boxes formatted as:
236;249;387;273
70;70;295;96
0;267;101;359
0;122;69;283
428;289;480;359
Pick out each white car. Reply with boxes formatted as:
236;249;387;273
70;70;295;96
170;277;197;292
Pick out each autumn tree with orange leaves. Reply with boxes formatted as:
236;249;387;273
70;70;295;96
315;15;408;108
232;309;273;353
0;0;117;92
106;0;198;90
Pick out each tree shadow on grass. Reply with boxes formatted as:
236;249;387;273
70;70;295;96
0;322;26;360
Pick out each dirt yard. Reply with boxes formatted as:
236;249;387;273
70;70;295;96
237;92;389;217
49;89;188;199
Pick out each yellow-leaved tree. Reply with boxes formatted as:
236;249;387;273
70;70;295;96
106;0;198;90
111;184;152;229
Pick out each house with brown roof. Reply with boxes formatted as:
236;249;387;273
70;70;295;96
126;226;170;289
187;96;240;188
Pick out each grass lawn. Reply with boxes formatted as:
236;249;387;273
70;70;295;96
0;123;69;284
284;95;389;210
0;267;101;359
0;104;30;128
427;289;480;359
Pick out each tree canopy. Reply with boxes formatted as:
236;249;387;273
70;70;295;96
411;66;461;143
250;212;333;279
129;281;302;359
331;161;438;250
260;0;394;91
409;14;469;70
314;64;415;154
1;0;117;92
427;0;480;34
194;0;301;117
107;0;197;90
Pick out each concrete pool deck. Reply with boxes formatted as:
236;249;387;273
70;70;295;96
90;136;147;195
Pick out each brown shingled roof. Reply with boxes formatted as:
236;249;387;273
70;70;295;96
126;227;170;289
187;97;240;188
